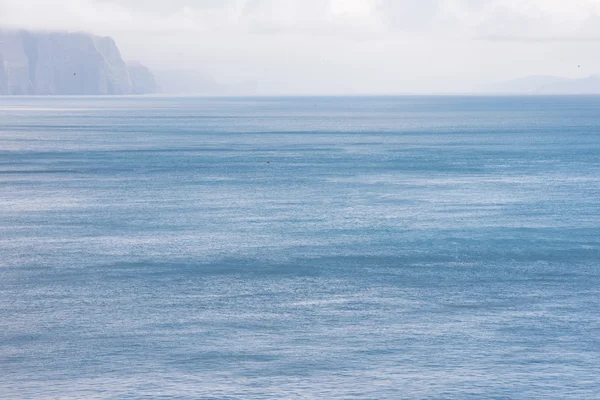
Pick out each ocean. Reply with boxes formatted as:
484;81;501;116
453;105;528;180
1;96;599;399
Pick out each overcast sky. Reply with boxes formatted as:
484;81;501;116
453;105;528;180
2;0;600;94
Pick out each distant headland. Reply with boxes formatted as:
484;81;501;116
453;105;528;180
0;29;159;95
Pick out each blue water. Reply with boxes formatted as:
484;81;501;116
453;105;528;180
1;96;599;399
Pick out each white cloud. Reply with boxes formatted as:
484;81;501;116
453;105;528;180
3;0;600;39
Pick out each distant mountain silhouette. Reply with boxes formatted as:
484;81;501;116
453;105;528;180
154;69;257;95
0;29;158;95
480;75;600;95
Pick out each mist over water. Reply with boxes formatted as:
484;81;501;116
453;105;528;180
1;96;599;398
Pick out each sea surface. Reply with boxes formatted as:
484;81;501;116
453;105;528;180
1;96;599;399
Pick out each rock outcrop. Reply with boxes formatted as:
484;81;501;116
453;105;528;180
0;29;158;95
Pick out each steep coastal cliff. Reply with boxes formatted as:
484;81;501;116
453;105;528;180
0;29;158;95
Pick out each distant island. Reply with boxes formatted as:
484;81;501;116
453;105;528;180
154;69;257;96
479;75;600;95
0;29;159;95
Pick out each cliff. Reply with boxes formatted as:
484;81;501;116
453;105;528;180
0;29;158;95
127;62;161;95
0;54;8;94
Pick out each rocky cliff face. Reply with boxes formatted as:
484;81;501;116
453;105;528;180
0;29;158;95
0;30;31;95
0;54;8;94
127;62;160;95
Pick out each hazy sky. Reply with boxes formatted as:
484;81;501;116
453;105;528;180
2;0;600;94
